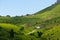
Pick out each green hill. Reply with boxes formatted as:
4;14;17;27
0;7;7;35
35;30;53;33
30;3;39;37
0;3;60;40
41;25;60;40
0;23;20;32
25;4;60;40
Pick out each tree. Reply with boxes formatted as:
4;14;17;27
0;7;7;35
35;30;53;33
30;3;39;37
30;33;34;36
20;27;24;35
26;14;30;16
0;27;2;31
9;29;15;38
20;27;24;31
0;15;1;17
37;31;43;37
6;15;10;17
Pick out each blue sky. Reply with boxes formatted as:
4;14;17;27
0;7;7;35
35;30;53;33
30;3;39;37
0;0;57;16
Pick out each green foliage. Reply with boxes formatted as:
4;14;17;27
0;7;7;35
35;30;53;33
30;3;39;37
41;25;60;40
0;4;60;40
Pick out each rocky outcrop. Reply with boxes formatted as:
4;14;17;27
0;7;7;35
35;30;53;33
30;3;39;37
57;0;60;3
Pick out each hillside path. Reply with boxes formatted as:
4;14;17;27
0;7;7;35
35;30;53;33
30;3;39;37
26;26;40;35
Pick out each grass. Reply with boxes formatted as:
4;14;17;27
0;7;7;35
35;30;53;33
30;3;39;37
0;23;20;32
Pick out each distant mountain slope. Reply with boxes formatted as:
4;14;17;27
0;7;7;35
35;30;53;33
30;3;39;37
20;4;60;27
0;4;60;27
26;4;60;20
0;3;60;40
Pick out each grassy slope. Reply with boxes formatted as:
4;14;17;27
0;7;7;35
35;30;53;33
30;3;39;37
41;25;60;40
0;23;20;32
0;3;60;40
0;4;60;30
26;4;60;20
33;4;60;40
25;4;60;40
19;4;60;28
